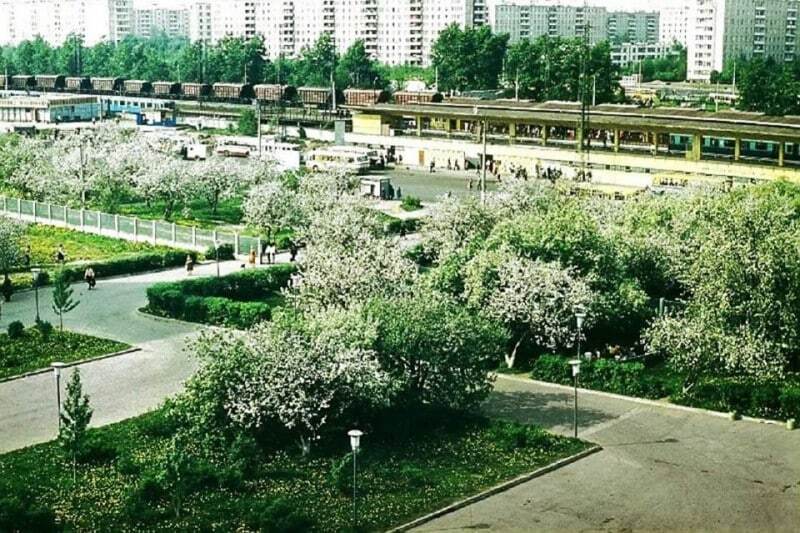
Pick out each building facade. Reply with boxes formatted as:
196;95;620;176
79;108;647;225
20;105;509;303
611;42;677;67
134;6;190;39
660;1;690;46
687;0;799;82
0;0;133;46
493;2;658;47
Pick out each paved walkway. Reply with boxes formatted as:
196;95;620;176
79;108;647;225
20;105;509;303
415;375;800;532
0;259;255;453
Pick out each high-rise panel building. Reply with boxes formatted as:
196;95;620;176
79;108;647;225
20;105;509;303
134;6;190;39
686;0;799;82
189;1;213;43
0;0;133;46
660;1;690;46
493;2;657;47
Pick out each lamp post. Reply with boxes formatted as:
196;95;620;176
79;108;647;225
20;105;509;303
348;429;363;528
214;239;221;278
568;359;582;438
31;268;41;323
575;307;587;360
51;362;67;431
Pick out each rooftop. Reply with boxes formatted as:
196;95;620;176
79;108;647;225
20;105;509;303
0;93;99;108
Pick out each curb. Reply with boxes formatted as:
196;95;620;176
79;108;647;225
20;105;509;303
135;308;226;333
386;445;602;532
497;374;788;428
0;347;141;384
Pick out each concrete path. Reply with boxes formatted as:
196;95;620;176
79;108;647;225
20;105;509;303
415;375;800;533
0;259;255;453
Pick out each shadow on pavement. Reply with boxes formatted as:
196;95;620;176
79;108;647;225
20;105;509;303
482;390;617;432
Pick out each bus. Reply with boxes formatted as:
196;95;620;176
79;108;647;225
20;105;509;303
327;145;384;167
307;148;370;173
261;141;304;170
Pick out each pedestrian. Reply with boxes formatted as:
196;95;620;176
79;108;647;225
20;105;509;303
248;247;257;268
289;242;299;262
84;266;96;290
429;159;435;173
55;245;66;265
447;158;452;170
396;187;402;199
185;254;194;276
268;242;277;264
22;246;31;268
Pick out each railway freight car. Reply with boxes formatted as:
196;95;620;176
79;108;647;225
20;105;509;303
182;82;212;98
35;75;66;91
212;83;255;100
124;80;153;95
152;81;181;96
91;77;125;93
253;84;297;103
66;77;91;92
344;89;390;106
298;86;344;108
11;75;36;90
393;90;443;105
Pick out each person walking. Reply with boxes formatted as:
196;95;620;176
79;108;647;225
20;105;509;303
55;245;66;265
84;266;96;290
289;242;299;262
268;242;276;264
248;248;257;268
185;255;194;276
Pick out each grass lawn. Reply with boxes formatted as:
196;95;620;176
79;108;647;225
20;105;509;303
114;197;245;229
0;409;589;531
24;224;166;266
0;328;129;380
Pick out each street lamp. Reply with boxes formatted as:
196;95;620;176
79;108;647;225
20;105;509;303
51;362;67;431
574;307;587;360
214;240;221;278
31;268;41;323
568;359;582;438
348;429;363;528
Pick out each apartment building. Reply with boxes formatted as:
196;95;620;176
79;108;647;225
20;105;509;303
134;6;190;39
660;1;690;46
686;0;799;82
493;2;657;47
0;0;133;46
189;1;213;43
611;42;677;67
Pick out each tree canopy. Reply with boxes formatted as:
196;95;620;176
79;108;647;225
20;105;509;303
431;24;510;92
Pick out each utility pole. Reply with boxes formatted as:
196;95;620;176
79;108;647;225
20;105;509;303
481;117;487;205
515;68;520;101
256;99;262;159
578;0;591;179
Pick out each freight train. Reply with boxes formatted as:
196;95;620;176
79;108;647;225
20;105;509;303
0;73;443;110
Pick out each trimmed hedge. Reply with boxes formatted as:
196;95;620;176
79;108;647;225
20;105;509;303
146;264;296;329
672;378;800;422
531;355;800;421
11;250;197;291
530;354;672;399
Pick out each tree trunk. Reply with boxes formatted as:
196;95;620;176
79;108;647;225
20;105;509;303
299;435;311;456
506;335;526;369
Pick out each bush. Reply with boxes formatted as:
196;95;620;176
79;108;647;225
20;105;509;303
245;498;315;533
7;321;24;340
146;264;295;328
122;475;165;525
56;250;196;285
401;195;423;212
0;493;59;532
77;436;119;465
35;320;54;341
530;355;670;399
207;243;235;261
673;378;800;421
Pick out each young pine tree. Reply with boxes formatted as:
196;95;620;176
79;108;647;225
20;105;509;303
59;369;93;482
51;270;79;331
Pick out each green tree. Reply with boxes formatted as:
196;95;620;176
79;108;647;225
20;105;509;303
0;219;22;302
237;108;258;135
738;57;799;116
335;40;385;89
432;24;509;92
51;270;80;331
55;33;85;76
368;291;509;409
295;33;338;87
59;369;93;482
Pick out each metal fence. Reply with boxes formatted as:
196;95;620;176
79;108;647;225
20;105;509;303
0;195;262;257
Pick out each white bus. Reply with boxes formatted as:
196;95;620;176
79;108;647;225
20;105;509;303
307;148;370;174
261;141;303;170
327;145;383;167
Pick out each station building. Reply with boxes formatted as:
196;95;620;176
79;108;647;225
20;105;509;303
0;93;101;123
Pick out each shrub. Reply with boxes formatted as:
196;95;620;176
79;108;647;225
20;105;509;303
401;195;423;212
0;493;59;532
207;243;235;261
35;320;54;341
779;386;800;420
136;407;181;438
145;264;294;328
57;250;196;284
492;422;550;452
77;436;119;465
672;378;800;421
122;475;165;525
245;498;315;533
530;355;571;385
7;321;24;340
399;465;430;488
